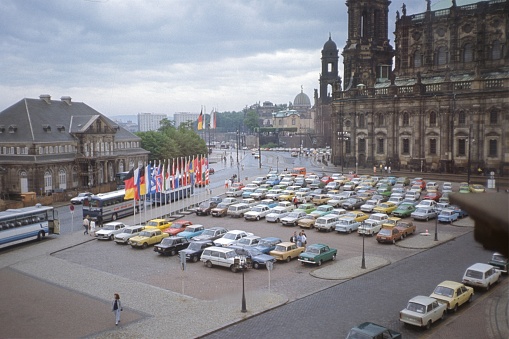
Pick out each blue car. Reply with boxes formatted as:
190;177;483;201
178;225;205;239
242;188;256;199
450;205;469;218
254;237;282;254
230;245;276;269
437;209;458;223
266;176;281;186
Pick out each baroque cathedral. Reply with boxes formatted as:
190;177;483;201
320;0;509;175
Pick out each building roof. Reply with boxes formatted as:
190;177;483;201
293;88;311;108
0;96;140;144
272;109;300;119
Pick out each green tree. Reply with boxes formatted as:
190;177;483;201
244;110;259;132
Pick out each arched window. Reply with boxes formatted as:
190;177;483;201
458;110;466;125
358;115;365;128
402;112;410;126
492;41;502;60
44;170;52;193
59;169;67;189
378;114;384;126
429;112;437;126
414;50;422;67
436;47;447;65
489;110;498;125
463;43;473;63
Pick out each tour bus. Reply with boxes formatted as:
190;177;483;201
115;171;130;190
82;190;141;224
0;204;59;249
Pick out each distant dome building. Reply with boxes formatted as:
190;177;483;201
293;88;311;109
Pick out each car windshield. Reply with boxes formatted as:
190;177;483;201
274;245;286;252
433;286;454;298
217;203;228;208
160;238;174;245
317;206;329;212
78;193;89;197
406;302;426;313
465;269;483;279
187;242;203;251
253;207;264;212
139;231;151;237
237;238;252;245
287;212;300;218
201;230;215;236
170;224;183;229
306;247;320;254
199;202;210;208
187;227;201;233
378;229;391;236
103;225;115;230
493;254;506;262
224;233;238;240
415;208;427;213
346;329;372;339
122;229;135;234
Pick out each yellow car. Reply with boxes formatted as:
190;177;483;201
312;194;331;205
269;242;305;262
469;184;486;193
429;280;474;312
372;202;398;214
382;217;401;228
129;229;169;248
278;190;295;201
297;217;316;229
344;211;369;223
145;218;172;231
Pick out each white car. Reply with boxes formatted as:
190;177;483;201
462;263;501;290
358;219;382;236
400;295;447;329
114;225;145;244
266;207;290;223
95;222;127;240
277;201;294;212
360;199;380;213
281;211;308;226
415;199;437;209
214;230;253;247
235;235;261;247
70;192;93;205
244;205;271;221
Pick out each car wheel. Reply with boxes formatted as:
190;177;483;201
426;216;429;221
276;218;280;223
206;260;213;268
317;260;322;266
286;256;291;263
441;311;446;320
486;283;491;291
392;239;396;244
109;234;114;240
426;320;432;330
452;303;458;313
142;242;148;249
253;262;260;269
170;249;176;256
37;231;45;241
256;216;260;221
332;254;336;261
468;294;473;303
112;213;118;221
230;265;238;273
192;256;198;263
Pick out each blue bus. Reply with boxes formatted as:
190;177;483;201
83;189;141;224
0;204;59;248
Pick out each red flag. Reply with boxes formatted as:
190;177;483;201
123;168;135;200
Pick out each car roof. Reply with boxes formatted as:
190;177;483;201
466;263;495;272
436;280;465;288
409;295;436;305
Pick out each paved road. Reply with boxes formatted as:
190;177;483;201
203;232;508;339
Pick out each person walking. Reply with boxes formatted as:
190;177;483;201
224;179;229;189
83;215;90;235
296;232;303;247
112;293;123;326
293;196;299;209
89;218;96;237
301;231;307;246
291;231;297;243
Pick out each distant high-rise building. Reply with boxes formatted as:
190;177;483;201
174;112;200;128
137;113;167;132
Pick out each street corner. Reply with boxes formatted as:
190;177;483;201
396;232;457;249
309;256;391;280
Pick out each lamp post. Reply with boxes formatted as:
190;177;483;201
236;129;240;182
434;214;438;241
234;255;250;313
276;156;279;173
361;231;366;269
467;123;472;185
257;127;262;169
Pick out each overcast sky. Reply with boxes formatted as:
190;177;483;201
1;0;461;118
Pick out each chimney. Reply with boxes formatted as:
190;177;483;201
39;94;51;104
60;96;72;105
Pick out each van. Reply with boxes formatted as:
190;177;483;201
462;263;501;290
369;213;389;223
227;203;251;218
315;215;340;232
200;246;241;272
291;167;306;176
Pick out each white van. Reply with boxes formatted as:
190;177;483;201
200;246;241;272
315;215;340;232
227;203;251;218
462;263;501;290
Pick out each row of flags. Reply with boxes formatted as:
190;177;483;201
123;155;209;200
197;109;217;130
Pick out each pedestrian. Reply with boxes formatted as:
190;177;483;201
224;179;229;189
89;218;96;237
301;231;307;246
293;196;298;208
296;232;303;247
291;231;297;243
388;166;391;174
112;293;123;326
228;179;232;188
83;215;90;235
373;166;377;174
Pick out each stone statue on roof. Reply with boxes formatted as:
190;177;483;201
402;3;406;16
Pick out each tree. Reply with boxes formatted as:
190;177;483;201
244;110;259;132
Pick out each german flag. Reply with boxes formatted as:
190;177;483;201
197;110;203;130
123;168;135;200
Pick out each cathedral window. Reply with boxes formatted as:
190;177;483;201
458;139;466;156
413;50;422;67
358;139;366;153
358;115;365;128
458;111;466;125
489;110;498;125
429;139;437;155
402;112;410;126
402;139;410;154
345;139;351;154
377;138;384;154
378;114;384;126
491;41;501;60
463;43;473;63
436;47;448;65
429;112;437;126
488;139;498;157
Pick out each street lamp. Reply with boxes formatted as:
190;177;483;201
236;129;240;182
276;156;279;173
361;231;366;269
234;255;251;313
434;214;438;241
467;123;472;185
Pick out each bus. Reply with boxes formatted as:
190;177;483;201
0;204;59;249
115;171;130;190
82;189;141;224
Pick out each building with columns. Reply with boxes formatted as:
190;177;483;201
0;95;148;196
331;0;509;175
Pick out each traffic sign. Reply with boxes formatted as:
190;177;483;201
69;205;75;212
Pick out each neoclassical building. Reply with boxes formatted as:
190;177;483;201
0;95;148;196
330;0;509;175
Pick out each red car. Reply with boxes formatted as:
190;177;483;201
163;220;193;236
411;178;426;190
423;191;442;202
320;176;334;184
231;182;245;189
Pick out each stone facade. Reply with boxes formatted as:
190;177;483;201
331;0;509;175
0;95;149;197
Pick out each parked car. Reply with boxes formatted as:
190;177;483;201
312;194;331;205
313;215;340;232
297;217;316;229
399;295;447;329
129;229;169;248
469;184;486;193
372;201;398;214
269;242;305;262
114;225;145;244
266;207;290;223
235;235;261;247
191;226;228;242
200;246;240;272
226;187;243;197
214;230;253;247
411;207;437;221
298;203;316;214
244;205;271;221
309;204;334;219
391;203;416;218
163;220;192;236
254;237;282;254
298;244;337;266
178;240;214;262
95;222;127;240
230;245;276;269
429;280;474;312
395;220;416;238
489;252;509;274
358;219;383;236
144;218;171;231
346;322;402;339
344;211;369;223
211;202;231;217
341;197;365;210
251;188;269;200
70;192;93;205
376;227;403;244
437;209;459;223
360;199;380;213
281;211;308;226
178;225;205;240
227;203;251;218
210;196;223;204
462;263;501;290
335;217;361;234
153;236;190;256
423;191;442;202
